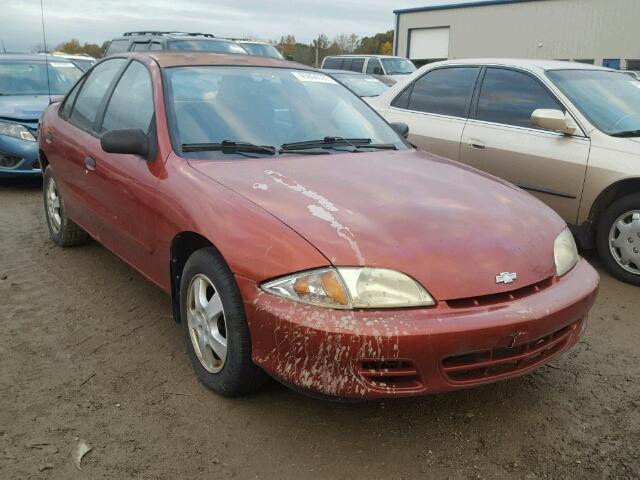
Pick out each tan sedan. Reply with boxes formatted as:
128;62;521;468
371;59;640;286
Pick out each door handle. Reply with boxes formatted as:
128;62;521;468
469;138;486;150
84;156;96;171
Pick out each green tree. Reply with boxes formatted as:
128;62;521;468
54;38;108;58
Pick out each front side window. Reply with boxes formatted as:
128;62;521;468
69;58;126;131
366;59;383;75
165;67;408;156
101;61;154;133
476;68;562;129
60;79;83;118
406;67;479;117
167;40;247;55
380;58;416;75
547;69;640;136
0;60;83;95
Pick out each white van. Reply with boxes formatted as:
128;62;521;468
321;55;416;85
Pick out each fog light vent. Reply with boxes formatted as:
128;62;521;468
0;153;22;168
358;359;423;391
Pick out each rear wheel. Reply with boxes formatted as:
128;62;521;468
43;166;90;247
179;247;268;396
596;193;640;286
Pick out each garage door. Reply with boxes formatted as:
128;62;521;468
409;27;450;62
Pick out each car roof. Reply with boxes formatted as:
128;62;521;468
127;51;314;69
0;53;76;63
113;32;236;42
428;58;612;72
325;55;401;59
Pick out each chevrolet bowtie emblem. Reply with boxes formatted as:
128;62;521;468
496;272;517;284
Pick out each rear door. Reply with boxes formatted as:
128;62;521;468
52;58;127;234
381;66;480;161
459;67;590;223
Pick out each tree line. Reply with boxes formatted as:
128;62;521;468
51;30;394;65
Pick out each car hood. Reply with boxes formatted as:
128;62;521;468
189;150;565;301
0;95;50;123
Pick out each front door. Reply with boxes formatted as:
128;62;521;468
459;67;590;223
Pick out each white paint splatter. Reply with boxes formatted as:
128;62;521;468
253;183;268;190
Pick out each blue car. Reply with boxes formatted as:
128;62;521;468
0;54;83;178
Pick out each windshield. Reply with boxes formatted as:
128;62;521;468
240;43;284;59
333;73;389;97
380;58;416;75
165;66;407;156
167;40;247;55
547;69;640;135
0;60;83;95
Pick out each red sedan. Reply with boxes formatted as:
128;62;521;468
38;52;599;399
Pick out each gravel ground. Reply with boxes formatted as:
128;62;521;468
1;181;639;479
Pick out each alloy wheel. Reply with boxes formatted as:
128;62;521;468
46;177;62;233
609;210;640;276
186;274;228;373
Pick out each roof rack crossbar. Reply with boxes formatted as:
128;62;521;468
122;31;216;38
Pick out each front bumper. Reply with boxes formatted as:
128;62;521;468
0;134;40;178
238;259;599;399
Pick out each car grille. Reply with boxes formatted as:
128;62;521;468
441;320;578;383
446;276;555;309
358;359;423;391
0;152;22;168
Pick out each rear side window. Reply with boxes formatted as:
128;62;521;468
476;68;563;129
351;58;365;72
131;42;149;51
60;79;83;118
407;67;479;117
105;40;129;55
366;59;383;75
101;61;154;134
69;59;126;131
342;58;353;71
323;57;343;69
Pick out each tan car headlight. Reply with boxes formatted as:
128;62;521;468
554;227;579;276
261;267;435;309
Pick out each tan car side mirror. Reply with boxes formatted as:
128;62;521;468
531;109;577;135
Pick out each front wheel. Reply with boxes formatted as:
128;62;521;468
179;247;268;396
596;193;640;286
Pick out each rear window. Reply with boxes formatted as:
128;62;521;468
167;40;247;54
105;40;129;55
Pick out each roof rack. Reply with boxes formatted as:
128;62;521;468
122;31;216;38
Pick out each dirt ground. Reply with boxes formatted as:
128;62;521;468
1;181;639;480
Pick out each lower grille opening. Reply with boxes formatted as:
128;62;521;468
442;320;579;383
32;160;42;170
446;276;555;309
358;360;423;391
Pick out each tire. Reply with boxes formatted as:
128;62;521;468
180;247;268;396
596;193;640;286
43;166;90;247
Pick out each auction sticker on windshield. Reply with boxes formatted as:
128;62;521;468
291;71;337;84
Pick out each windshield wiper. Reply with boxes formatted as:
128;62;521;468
610;130;640;138
181;140;277;155
280;137;396;152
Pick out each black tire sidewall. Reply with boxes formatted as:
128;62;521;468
179;247;265;396
596;193;640;286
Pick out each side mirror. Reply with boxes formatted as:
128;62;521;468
390;122;410;138
285;55;294;61
531;109;577;135
101;129;150;158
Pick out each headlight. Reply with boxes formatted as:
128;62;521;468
554;227;579;276
261;267;435;309
0;121;36;141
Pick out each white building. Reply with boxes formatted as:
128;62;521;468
393;0;640;70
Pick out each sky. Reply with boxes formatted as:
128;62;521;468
1;0;464;52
